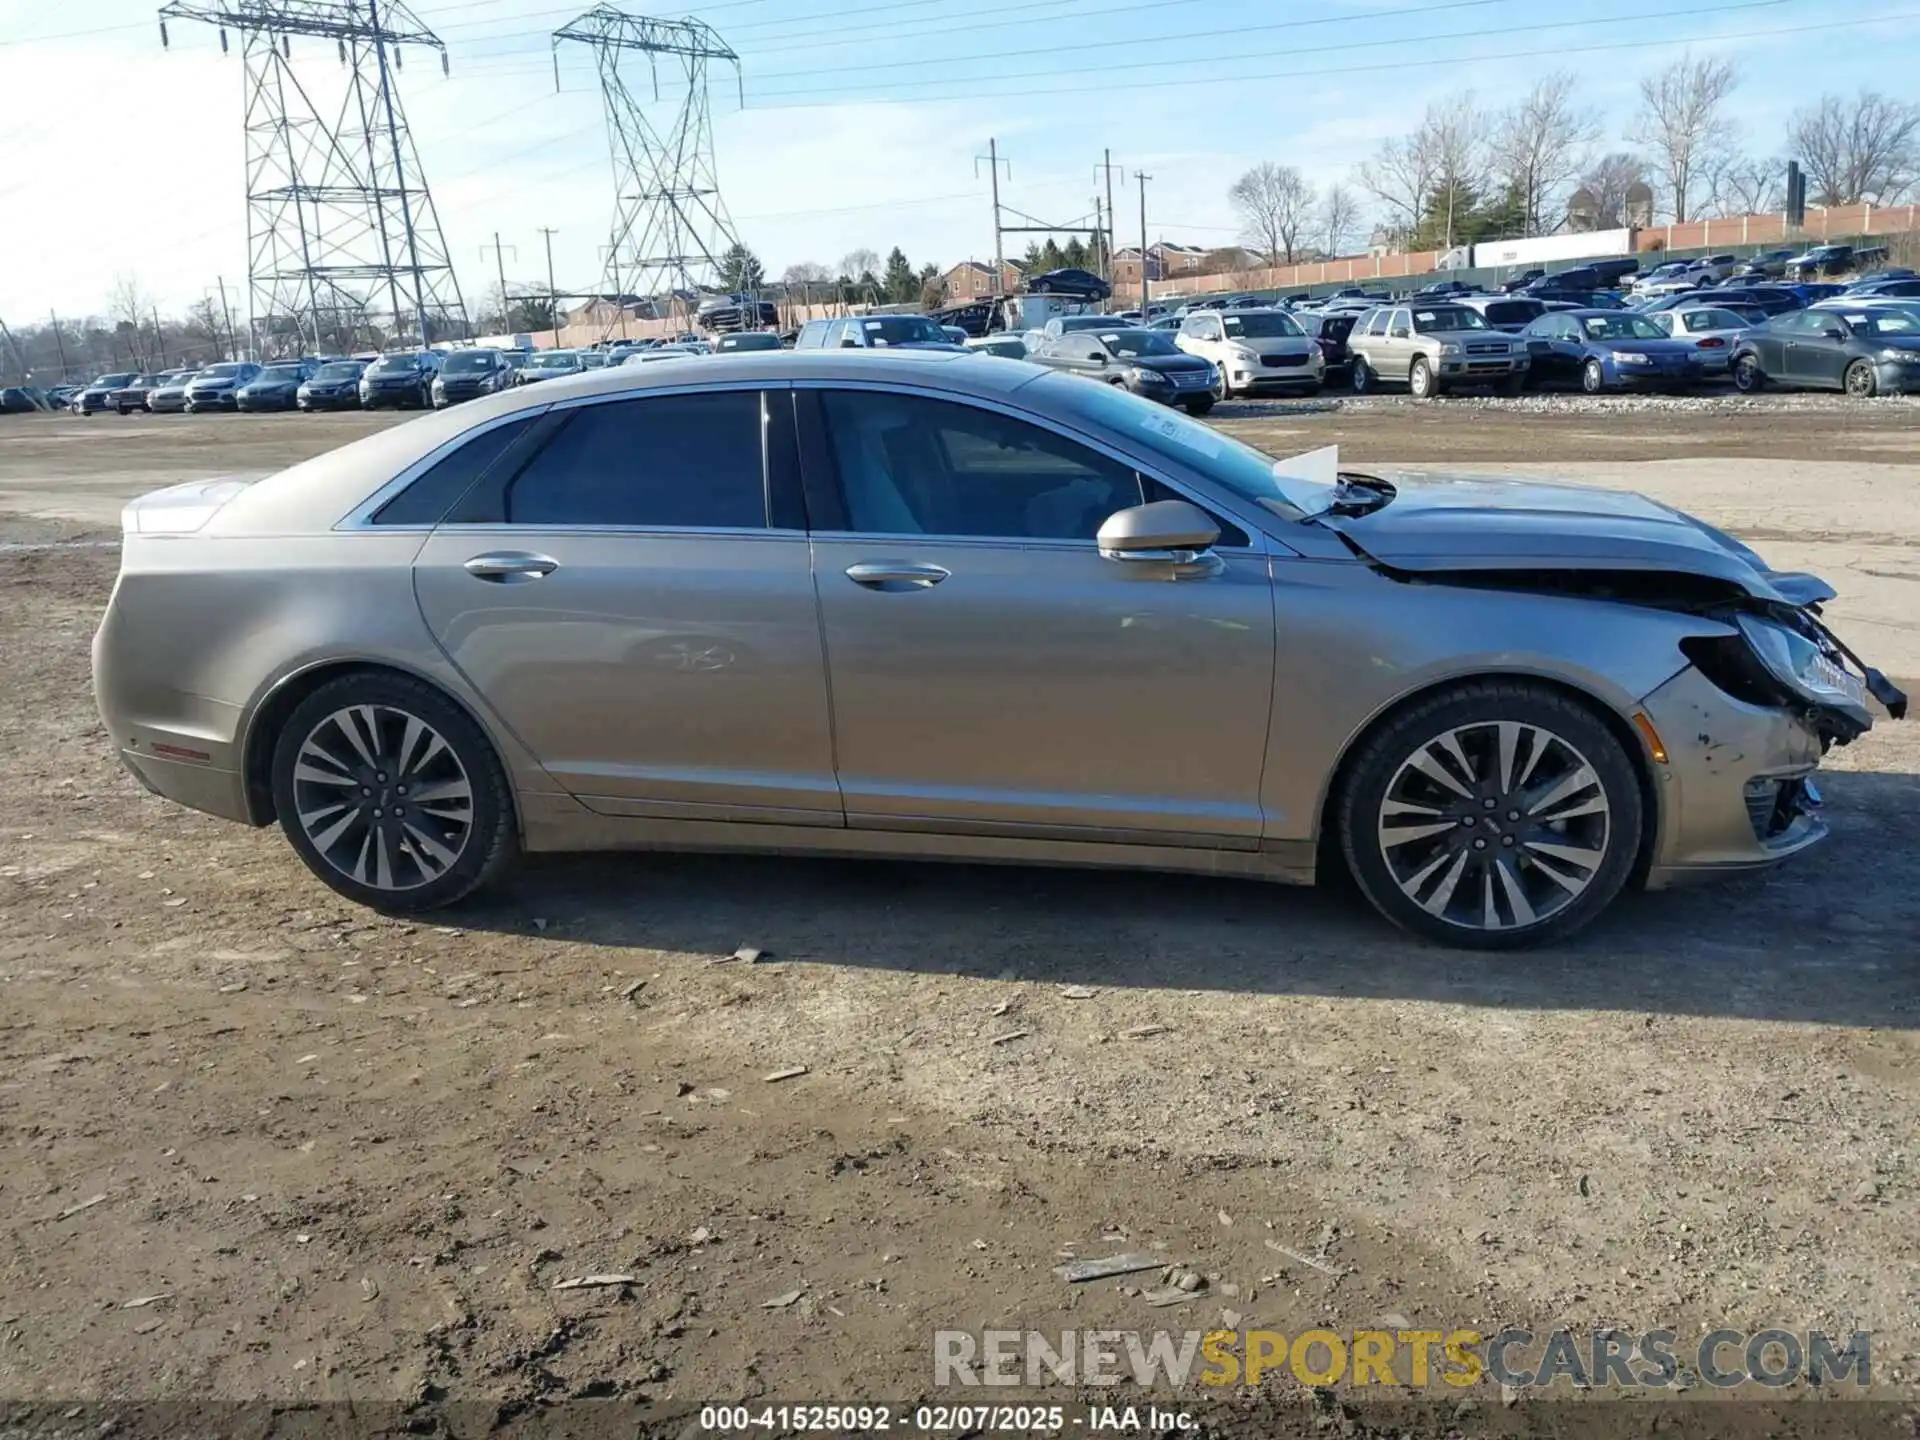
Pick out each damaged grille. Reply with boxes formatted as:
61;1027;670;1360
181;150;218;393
1744;777;1819;841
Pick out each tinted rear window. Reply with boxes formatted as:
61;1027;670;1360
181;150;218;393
503;392;766;528
373;416;538;526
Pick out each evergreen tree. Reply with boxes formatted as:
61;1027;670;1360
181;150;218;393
716;242;765;292
882;247;917;303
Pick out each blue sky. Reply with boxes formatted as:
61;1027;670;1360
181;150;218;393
1;0;1915;319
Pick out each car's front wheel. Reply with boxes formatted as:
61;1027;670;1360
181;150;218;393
1844;358;1878;398
1409;356;1439;400
270;672;518;912
1337;680;1643;949
1581;358;1607;394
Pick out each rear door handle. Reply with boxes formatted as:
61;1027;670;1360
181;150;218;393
845;561;950;590
464;551;558;582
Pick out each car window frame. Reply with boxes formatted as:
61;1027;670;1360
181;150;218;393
452;384;779;533
789;380;1255;552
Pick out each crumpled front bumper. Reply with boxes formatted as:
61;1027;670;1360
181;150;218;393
1638;665;1830;886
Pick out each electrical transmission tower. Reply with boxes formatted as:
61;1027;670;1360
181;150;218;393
158;0;469;355
553;6;743;336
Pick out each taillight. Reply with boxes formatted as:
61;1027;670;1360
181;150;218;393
1697;337;1727;348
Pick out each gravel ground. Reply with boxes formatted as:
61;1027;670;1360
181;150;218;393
0;403;1917;1436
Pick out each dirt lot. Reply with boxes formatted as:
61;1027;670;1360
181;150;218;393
1;401;1917;1434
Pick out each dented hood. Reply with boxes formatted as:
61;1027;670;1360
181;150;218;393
1321;472;1815;602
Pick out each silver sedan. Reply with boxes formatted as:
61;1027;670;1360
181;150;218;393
92;353;1905;947
1648;304;1760;376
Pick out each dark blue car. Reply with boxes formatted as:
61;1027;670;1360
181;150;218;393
1520;308;1707;393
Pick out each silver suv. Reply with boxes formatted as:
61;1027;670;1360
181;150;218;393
1348;303;1526;398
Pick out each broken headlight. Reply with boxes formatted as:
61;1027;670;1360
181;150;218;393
1735;614;1873;727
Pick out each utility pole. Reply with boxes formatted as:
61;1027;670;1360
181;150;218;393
214;278;239;360
482;233;517;333
152;306;168;366
1098;149;1123;282
48;310;70;381
1136;170;1152;316
537;228;561;349
1092;196;1105;282
0;315;26;384
975;139;1011;295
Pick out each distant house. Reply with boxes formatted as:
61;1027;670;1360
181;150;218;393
940;258;1025;299
1110;241;1213;288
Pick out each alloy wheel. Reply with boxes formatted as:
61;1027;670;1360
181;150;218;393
290;704;475;892
1734;355;1762;392
1582;359;1605;394
1845;360;1877;398
1376;720;1611;933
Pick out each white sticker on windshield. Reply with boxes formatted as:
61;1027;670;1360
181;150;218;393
1272;443;1339;490
865;321;883;329
1138;411;1223;458
1845;314;1869;323
1415;311;1437;322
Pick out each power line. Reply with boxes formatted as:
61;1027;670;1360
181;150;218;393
741;4;1901;109
734;0;1801;101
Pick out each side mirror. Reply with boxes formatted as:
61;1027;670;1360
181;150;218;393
840;336;860;348
1090;352;1108;365
1821;327;1845;341
1097;499;1222;575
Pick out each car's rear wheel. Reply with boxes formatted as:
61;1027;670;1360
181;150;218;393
1337;680;1643;949
1581;358;1607;394
270;672;518;912
1351;357;1373;394
1845;359;1878;398
1409;357;1438;400
1732;353;1766;392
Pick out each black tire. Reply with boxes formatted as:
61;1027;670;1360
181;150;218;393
1336;679;1644;950
1844;359;1878;399
1500;373;1526;396
1581;358;1607;394
1732;353;1765;393
1409;356;1439;400
1351;356;1373;395
1182;397;1215;416
1213;367;1233;402
269;671;518;912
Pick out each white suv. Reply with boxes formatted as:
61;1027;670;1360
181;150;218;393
1175;308;1324;397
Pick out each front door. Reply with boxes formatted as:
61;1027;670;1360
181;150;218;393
798;386;1276;846
1787;315;1850;387
412;386;840;825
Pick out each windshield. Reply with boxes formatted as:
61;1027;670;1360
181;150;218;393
1580;314;1666;341
526;352;578;369
97;373;136;386
1040;372;1331;518
441;351;497;373
1096;329;1179;357
258;365;304;381
370;354;423;373
199;364;244;378
1221;312;1304;338
314;363;362;380
1412;307;1489;332
863;316;947;345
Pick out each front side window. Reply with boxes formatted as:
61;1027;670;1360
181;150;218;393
816;389;1142;541
503;391;766;529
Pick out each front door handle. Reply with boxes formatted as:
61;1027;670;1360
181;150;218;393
845;561;950;590
464;551;558;582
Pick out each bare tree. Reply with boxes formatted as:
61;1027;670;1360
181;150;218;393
1577;152;1651;227
1789;91;1920;206
1317;184;1363;256
1359;93;1488;249
1712;155;1784;216
1227;162;1317;264
1355;131;1436;248
1489;72;1600;232
1631;53;1739;223
107;274;154;367
838;248;881;282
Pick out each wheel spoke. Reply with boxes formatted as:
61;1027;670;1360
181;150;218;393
1381;820;1457;848
1527;764;1597;818
1524;838;1605;871
294;762;360;789
402;820;458;873
1495;857;1537;926
309;806;361;855
1495;722;1521;793
1528;851;1591;895
409;776;472;806
374;826;394;889
292;705;472;893
1408;745;1473;798
1418;851;1472;916
331;707;380;770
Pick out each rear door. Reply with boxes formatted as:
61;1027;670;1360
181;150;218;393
410;386;841;824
